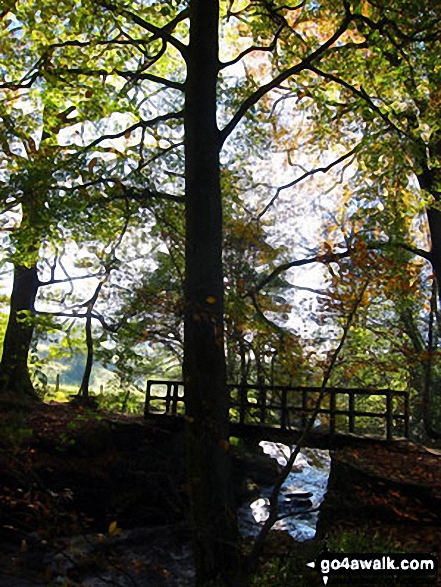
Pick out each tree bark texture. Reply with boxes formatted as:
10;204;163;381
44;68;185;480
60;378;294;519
0;264;39;399
0;193;46;401
427;206;441;299
78;307;93;398
184;0;239;583
416;129;441;436
417;128;441;306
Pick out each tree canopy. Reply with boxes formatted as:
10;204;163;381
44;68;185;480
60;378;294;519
0;0;440;584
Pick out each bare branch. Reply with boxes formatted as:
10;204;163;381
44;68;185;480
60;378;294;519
220;25;284;69
290;284;331;296
0;70;39;91
118;183;184;205
137;140;185;172
39;271;105;288
247;276;369;567
82;109;184;151
219;9;353;145
258;143;361;218
60;176;184;204
47;36;162;51
0;199;19;216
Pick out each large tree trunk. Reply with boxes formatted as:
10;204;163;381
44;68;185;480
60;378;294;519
184;0;239;584
416;139;441;437
417;127;441;305
427;206;441;299
0;264;39;400
0;194;43;402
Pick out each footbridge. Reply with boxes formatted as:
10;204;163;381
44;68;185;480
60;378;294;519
144;380;410;449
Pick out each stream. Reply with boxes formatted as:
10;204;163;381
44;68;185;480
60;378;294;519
238;441;331;541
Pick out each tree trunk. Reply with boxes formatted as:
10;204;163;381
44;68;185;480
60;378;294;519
427;206;441;299
417;130;441;305
0;264;39;400
78;307;93;398
184;0;239;584
0;193;45;402
416;154;441;437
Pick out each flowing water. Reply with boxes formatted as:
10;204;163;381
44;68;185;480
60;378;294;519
238;441;331;541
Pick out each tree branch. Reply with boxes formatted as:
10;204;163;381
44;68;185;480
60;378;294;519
38;271;105;288
252;237;431;296
121;71;184;90
366;238;432;262
219;9;353;145
97;1;188;59
220;25;284;69
246;276;369;569
250;249;351;295
51;66;184;91
257;143;361;218
81;110;184;151
395;241;432;262
306;64;410;139
61;176;184;204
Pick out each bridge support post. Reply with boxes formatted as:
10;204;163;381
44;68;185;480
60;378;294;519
386;393;393;441
281;387;288;430
145;380;152;417
165;382;172;414
301;388;308;428
349;393;355;433
239;385;247;425
259;386;267;425
330;392;336;435
404;393;410;438
172;382;179;415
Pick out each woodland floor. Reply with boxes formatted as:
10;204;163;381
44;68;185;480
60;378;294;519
318;440;441;587
0;401;440;585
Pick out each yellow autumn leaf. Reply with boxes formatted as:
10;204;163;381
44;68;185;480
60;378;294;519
108;520;121;536
88;157;98;170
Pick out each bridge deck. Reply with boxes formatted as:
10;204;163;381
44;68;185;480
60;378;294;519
144;412;409;449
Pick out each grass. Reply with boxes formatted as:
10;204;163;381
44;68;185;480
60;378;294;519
246;527;437;587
